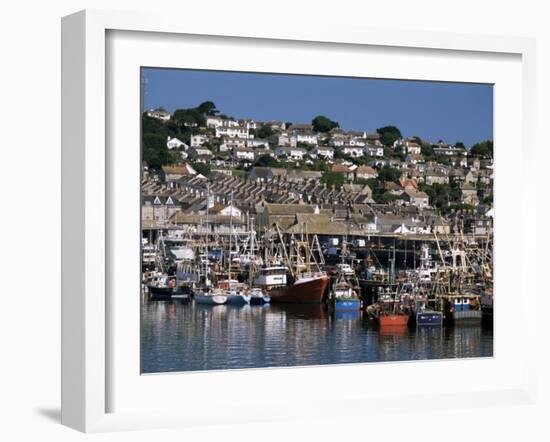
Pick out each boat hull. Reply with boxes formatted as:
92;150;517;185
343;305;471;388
147;285;173;301
333;298;361;311
269;276;329;304
194;294;227;305
378;314;409;327
226;294;251;306
452;310;482;324
250;295;271;305
416;311;443;326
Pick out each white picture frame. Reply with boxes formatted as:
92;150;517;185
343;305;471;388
61;9;537;433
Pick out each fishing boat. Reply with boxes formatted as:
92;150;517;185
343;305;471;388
443;293;482;324
415;309;443;326
263;225;330;304
146;273;174;300
269;272;330;304
330;263;361;312
411;289;442;325
378;312;409;327
371;286;410;327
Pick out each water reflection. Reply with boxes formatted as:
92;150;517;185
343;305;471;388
141;299;493;373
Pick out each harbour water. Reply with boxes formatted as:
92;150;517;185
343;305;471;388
141;299;493;374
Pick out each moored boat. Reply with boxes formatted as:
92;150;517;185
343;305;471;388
330;270;361;312
269;272;330;304
194;289;227;305
442;293;482;324
249;287;271;305
146;273;175;300
378;312;410;327
147;285;173;300
225;289;252;305
416;310;443;326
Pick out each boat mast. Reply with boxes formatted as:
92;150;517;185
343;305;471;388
275;223;293;278
205;185;210;287
228;190;233;286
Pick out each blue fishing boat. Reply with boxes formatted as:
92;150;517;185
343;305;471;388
330;269;361;312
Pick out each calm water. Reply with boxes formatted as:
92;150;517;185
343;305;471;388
141;300;493;373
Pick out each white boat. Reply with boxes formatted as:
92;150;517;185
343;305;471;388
194;289;227;305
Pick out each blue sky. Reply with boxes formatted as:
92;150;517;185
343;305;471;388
142;68;493;148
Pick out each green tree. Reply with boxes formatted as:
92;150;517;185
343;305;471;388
377;166;401;183
373;192;401;204
421;143;435;159
192;162;211;176
321;171;345;190
455;141;465;149
256;125;274;139
142;133;179;171
254;154;279;168
312;115;339;133
197;101;219;116
173;108;206;127
470;140;493;158
376;125;402;147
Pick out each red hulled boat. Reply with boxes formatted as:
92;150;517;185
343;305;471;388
269;273;330;304
378;313;410;327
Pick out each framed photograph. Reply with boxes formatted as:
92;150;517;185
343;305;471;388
61;9;537;433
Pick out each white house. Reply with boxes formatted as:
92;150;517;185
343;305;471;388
188;146;213;159
246;138;270;149
405;153;425;164
220;137;247;152
329;135;346;147
364;144;384;157
239;119;257;130
233;147;255;161
341;145;364;158
210;204;242;218
216;126;249;139
206;116;224;128
190;134;209;148
146;108;171;121
275;146;307;161
221;119;240;128
433;142;467;156
405;189;430;208
291;132;318;146
166;137;186;150
348;137;366;147
355;166;378;180
310;146;334;160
